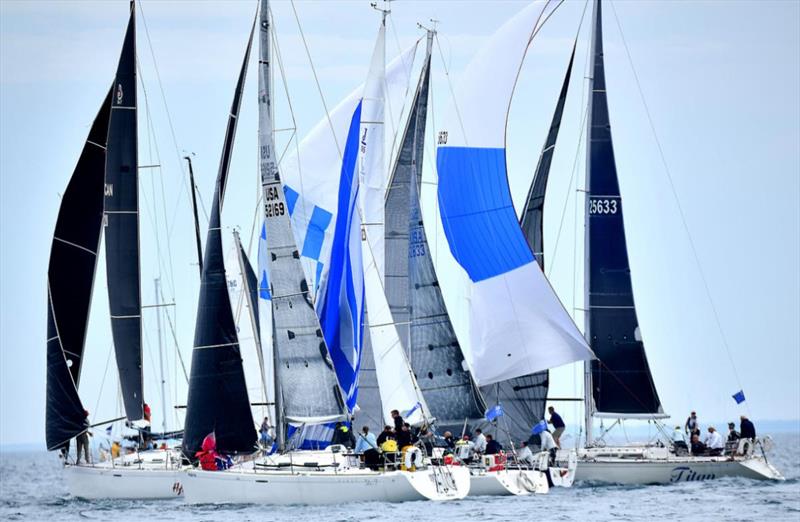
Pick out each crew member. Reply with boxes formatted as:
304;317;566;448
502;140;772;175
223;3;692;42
548;406;566;448
473;428;487;454
740;415;756;440
703;426;724;456
485;434;502;455
685;411;700;437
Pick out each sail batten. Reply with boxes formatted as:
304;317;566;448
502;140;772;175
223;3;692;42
585;0;663;417
104;3;144;422
46;87;114;451
183;20;258;457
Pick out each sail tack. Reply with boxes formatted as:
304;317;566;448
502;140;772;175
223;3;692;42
183;24;258;457
385;41;485;431
435;1;593;387
585;0;663;417
104;3;144;421
46;88;113;451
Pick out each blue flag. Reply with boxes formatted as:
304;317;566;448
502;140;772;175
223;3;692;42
732;390;746;404
531;419;548;435
485;404;504;422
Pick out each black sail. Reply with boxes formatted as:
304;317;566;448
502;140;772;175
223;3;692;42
46;88;113;451
488;42;578;446
587;0;662;416
385;48;485;433
104;3;144;421
183;25;258;457
238;242;260;340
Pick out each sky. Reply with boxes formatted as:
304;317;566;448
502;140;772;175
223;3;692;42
1;0;798;447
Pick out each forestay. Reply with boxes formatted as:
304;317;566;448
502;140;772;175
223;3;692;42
385;38;485;431
46;88;113;451
104;3;144;421
585;0;663;417
435;1;593;386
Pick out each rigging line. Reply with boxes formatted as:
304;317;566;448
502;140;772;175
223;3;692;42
159;284;189;384
433;33;467;147
271;18;299;168
137;59;178;300
92;343;116;425
290;0;341;159
607;0;745;396
137;2;193;244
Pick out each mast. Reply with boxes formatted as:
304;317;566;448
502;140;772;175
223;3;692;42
104;0;144;422
184;155;204;276
583;0;599;447
154;278;167;433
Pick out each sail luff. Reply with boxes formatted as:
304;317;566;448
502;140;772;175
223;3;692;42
104;2;144;421
46;87;114;451
183;19;258;457
258;0;346;443
585;0;664;420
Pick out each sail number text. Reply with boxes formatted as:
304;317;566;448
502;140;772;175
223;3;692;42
264;186;285;218
589;198;618;215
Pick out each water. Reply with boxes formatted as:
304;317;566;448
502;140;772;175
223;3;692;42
2;433;798;522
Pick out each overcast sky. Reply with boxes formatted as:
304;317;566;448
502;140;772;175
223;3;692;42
1;0;798;447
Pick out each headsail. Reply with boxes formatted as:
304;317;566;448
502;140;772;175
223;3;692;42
183;22;258;457
104;2;144;421
46;88;113;451
385;35;485;431
360;16;430;427
258;0;346;443
435;1;593;386
585;0;663;418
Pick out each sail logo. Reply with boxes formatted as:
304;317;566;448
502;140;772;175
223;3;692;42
670;466;716;483
104;184;113;197
116;83;123;105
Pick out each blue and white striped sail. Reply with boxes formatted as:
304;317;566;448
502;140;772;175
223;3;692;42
316;102;365;414
435;1;593;386
280;44;419;300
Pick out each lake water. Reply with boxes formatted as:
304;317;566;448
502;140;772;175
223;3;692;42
2;432;798;521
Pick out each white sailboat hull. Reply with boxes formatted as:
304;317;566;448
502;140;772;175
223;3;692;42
64;449;185;499
182;465;471;505
549;449;578;488
467;468;549;496
575;447;784;485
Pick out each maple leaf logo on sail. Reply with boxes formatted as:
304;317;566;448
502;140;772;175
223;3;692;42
116;84;124;105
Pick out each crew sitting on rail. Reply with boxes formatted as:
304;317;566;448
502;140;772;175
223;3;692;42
484;434;503;455
690;433;706;456
516;441;535;467
196;432;233;471
703;426;725;456
455;435;475;464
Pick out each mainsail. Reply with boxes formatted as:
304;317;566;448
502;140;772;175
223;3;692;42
487;40;578;444
385;35;485;431
46;88;113;451
258;0;346;442
435;1;593;387
585;0;663;418
104;2;144;421
183;23;257;457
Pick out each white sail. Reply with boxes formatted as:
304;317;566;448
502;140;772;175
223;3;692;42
434;1;594;387
280;44;419;300
359;18;430;427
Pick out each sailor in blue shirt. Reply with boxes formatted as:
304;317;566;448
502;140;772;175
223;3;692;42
548;406;566;448
355;426;378;454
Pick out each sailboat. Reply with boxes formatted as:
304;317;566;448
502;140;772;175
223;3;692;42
46;1;187;500
525;0;784;485
180;1;469;504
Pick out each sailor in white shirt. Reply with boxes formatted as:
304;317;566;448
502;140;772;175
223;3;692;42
540;430;557;452
516;441;535;467
455;435;476;463
473;429;487;454
703;426;725;456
